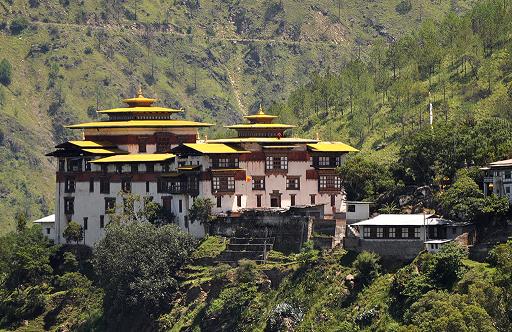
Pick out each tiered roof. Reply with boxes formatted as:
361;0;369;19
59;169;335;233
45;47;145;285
66;88;212;129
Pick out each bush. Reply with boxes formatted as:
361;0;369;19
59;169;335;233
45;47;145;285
425;242;467;289
235;259;259;283
93;222;196;323
352;251;381;285
56;272;91;291
396;0;412;15
0;285;48;327
10;17;29;35
63;221;83;244
0;59;12;86
267;302;304;332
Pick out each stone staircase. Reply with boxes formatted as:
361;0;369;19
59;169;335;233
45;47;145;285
217;237;275;263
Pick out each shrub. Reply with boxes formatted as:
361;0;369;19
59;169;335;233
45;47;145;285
0;59;12;86
63;221;83;244
267;302;304;332
425;242;467;289
0;285;48;327
235;259;259;283
352;251;381;285
10;17;29;35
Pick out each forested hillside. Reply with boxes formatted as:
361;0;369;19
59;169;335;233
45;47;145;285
0;0;477;231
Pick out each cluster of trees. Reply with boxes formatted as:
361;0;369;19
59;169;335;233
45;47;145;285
388;241;512;331
272;0;512;143
0;204;198;330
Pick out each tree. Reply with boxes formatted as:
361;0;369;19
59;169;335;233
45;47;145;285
108;192;175;226
0;59;12;86
93;222;196;324
425;242;467;289
352;251;381;285
338;154;396;201
188;197;216;233
63;221;83;244
9;17;29;35
0;227;55;290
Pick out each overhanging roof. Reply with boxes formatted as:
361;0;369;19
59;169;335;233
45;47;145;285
55;140;115;149
179;143;250;154
97;106;183;114
489;158;512;168
207;137;318;144
91;154;176;163
33;214;55;224
66;120;213;129
351;214;452;226
307;142;359;153
225;123;295;129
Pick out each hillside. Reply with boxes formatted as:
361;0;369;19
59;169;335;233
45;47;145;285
0;0;478;231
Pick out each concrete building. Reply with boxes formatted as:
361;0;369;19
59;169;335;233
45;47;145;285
346;201;371;224
33;214;56;242
48;90;358;246
482;159;512;202
344;214;475;259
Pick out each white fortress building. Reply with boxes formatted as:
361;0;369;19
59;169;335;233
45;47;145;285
47;90;358;245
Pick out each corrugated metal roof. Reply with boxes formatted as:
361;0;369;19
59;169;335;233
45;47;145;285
66;120;213;129
91;154;175;163
307;142;359;152
182;143;250;154
351;214;453;226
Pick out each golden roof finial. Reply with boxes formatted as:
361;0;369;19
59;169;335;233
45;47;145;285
136;85;143;98
258;103;265;115
316;132;320;141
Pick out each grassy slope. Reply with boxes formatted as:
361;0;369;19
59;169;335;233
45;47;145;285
0;0;476;232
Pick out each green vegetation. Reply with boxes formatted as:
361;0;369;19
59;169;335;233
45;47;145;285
0;0;478;232
62;220;83;244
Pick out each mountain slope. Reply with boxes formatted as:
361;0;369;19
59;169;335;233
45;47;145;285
0;0;477;231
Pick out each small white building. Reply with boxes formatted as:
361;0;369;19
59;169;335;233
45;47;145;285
33;214;56;242
344;214;475;259
482;159;512;202
346;201;371;224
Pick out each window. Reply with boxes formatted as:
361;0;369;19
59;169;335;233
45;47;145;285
314;156;341;167
131;164;139;173
330;194;336;207
319;175;342;191
100;177;110;194
290;194;296;206
286;177;300;190
506;187;511;194
363;227;371;238
105;197;116;213
121;178;131;192
505;171;511;179
101;164;108;173
64;197;74;215
179;199;183;213
138;136;148;153
252;177;265;190
156;132;172;152
162;163;171;173
237;195;242;207
146;181;150;193
84;159;91;171
414;227;421;239
89;178;94;192
376;227;384;238
67;158;82;172
100;215;105;229
256;195;262;207
212;158;239;168
46;228;51;235
217;196;222;208
146;163;154;173
162;197;172;211
212;176;235;192
310;194;316;204
265;156;288;171
347;204;356;212
83;217;88;230
59;159;65;172
116;164;123;173
65;177;75;193
318;156;330;166
389;227;395;238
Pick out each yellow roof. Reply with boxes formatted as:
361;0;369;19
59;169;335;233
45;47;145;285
182;143;250;154
224;124;295;129
66;120;213;129
97;106;183;114
81;148;127;155
307;142;359;152
91;154;176;163
208;137;317;144
65;140;114;148
244;104;278;120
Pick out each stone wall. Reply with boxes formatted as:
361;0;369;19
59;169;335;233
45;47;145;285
344;238;425;260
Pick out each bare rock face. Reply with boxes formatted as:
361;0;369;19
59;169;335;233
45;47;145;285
345;273;355;289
